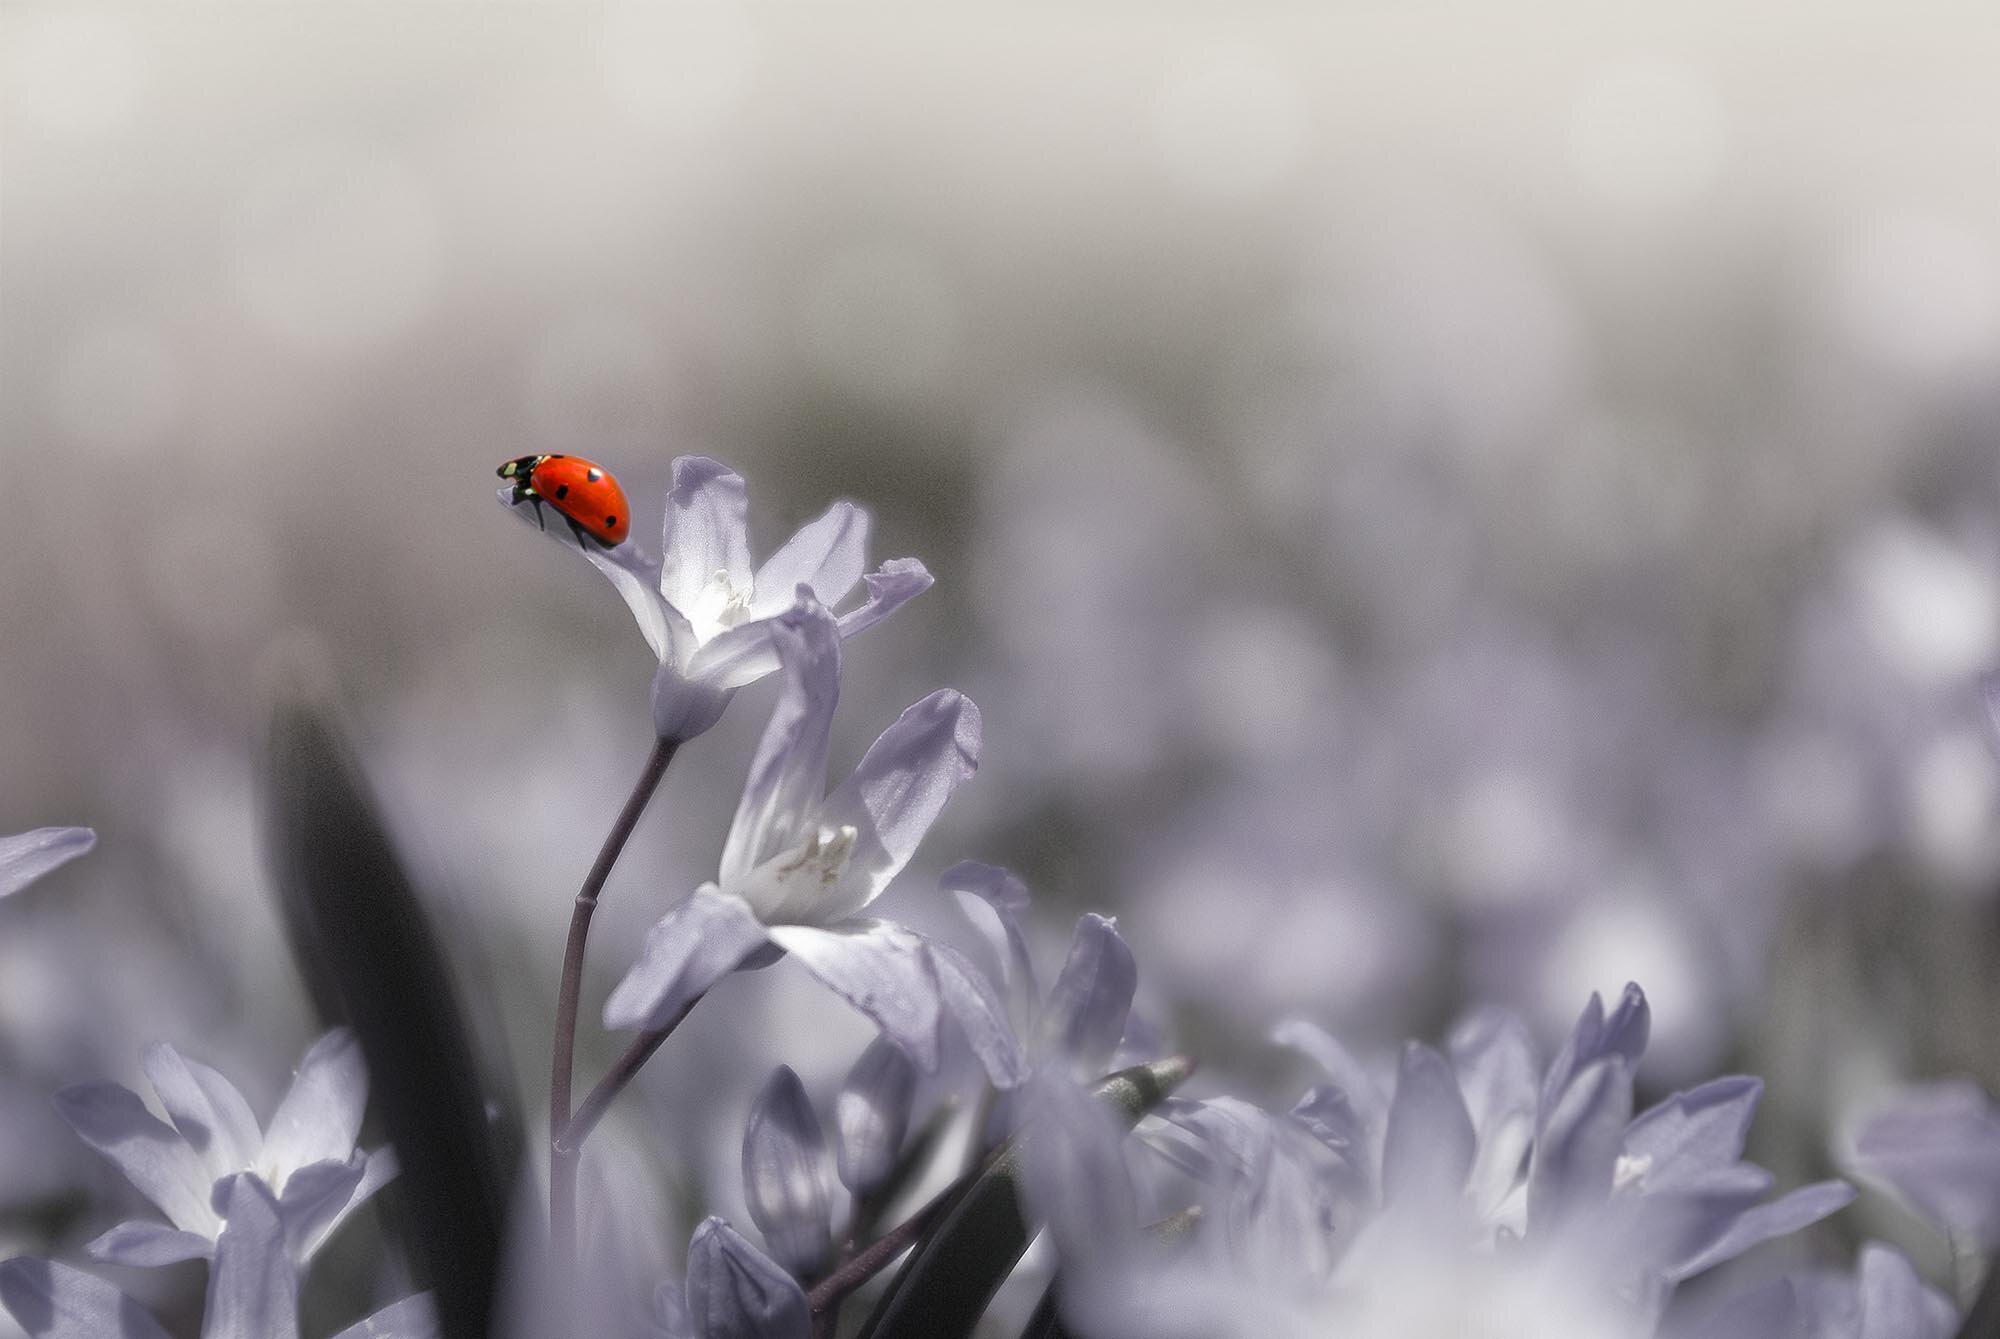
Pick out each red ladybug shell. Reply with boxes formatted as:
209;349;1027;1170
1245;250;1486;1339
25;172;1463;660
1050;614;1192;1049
529;455;631;547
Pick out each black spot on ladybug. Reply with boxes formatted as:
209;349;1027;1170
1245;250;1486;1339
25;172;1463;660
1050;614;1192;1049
556;484;569;499
587;468;603;482
605;515;617;527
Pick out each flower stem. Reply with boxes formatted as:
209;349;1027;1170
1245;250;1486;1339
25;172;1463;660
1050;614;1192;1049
548;734;679;1265
805;1153;991;1315
554;996;701;1155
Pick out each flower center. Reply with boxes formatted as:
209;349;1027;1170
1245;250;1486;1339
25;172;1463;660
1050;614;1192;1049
688;568;756;644
737;824;861;924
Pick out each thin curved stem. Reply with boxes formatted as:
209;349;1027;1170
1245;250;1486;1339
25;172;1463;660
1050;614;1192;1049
548;735;679;1265
554;996;701;1155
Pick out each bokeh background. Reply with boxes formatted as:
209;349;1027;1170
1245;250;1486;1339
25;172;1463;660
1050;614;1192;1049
6;0;2000;1329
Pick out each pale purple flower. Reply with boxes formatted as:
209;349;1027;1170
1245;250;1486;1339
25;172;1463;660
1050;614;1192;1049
679;1217;809;1339
603;597;1024;1088
946;863;1142;1144
833;1035;917;1199
0;827;94;899
0;1246;436;1339
1049;986;1854;1338
54;1029;394;1268
1688;1243;1957;1339
1849;1077;2000;1247
740;1066;834;1278
502;456;931;739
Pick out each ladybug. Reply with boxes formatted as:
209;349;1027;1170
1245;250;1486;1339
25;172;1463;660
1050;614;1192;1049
498;454;631;550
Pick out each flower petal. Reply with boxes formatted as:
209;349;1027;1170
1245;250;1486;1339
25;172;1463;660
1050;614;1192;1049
741;1066;833;1278
765;921;942;1072
1380;1043;1476;1210
1625;1076;1764;1190
85;1221;215;1268
585;544;679;665
928;940;1029;1089
1528;1055;1633;1235
834;1036;917;1197
0;1257;172;1339
1447;1008;1538;1217
832;558;932;641
261;1030;367;1186
818;690;980;914
659;457;751;616
293;1145;396;1263
140;1043;261;1190
718;599;840;889
1669;1180;1855;1281
681;617;785;694
1541;985;1649;1122
1040;914;1136;1079
54;1082;218;1235
202;1175;298;1339
604;887;772;1032
1859;1242;1957;1339
943;862;1039;1031
651;658;737;742
751;500;870;618
684;1217;810;1339
330;1294;438;1339
1020;1072;1137;1267
277;1157;366;1260
1851;1079;2000;1247
1271;1019;1389;1145
0;828;94;899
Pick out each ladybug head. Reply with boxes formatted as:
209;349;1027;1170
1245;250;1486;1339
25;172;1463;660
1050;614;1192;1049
496;455;544;481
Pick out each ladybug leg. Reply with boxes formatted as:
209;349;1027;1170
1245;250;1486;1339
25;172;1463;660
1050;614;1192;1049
565;516;591;552
530;496;547;532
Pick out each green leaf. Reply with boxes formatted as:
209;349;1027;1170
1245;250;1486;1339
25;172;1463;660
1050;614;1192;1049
857;1056;1194;1339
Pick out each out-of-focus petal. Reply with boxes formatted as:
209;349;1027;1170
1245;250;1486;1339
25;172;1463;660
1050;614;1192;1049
832;558;932;641
928;941;1030;1089
1143;1096;1278;1183
604;888;772;1032
84;1221;215;1267
741;1067;833;1278
1528;1056;1633;1235
1448;1008;1537;1217
139;1043;261;1189
1272;1019;1389;1146
329;1294;438;1339
684;1217;810;1339
818;690;980;915
276;1157;365;1259
261;1030;367;1186
649;1283;693;1339
1624;1077;1764;1189
751;501;870;618
1540;986;1649;1122
54;1082;218;1236
943;862;1038;1029
718;600;840;889
658;458;752;615
1040;914;1137;1079
1021;1072;1137;1268
0;828;94;899
765;921;942;1072
202;1175;298;1339
1858;1242;1956;1339
1851;1079;2000;1247
0;1257;172;1339
834;1036;917;1197
1380;1043;1476;1210
1668;1180;1855;1281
